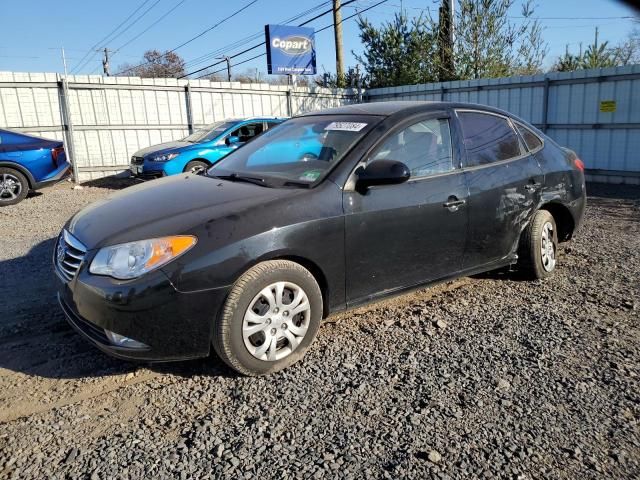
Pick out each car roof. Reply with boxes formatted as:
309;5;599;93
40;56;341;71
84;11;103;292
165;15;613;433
226;117;285;123
298;101;515;118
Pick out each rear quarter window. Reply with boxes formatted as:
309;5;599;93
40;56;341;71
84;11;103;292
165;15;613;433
457;111;523;167
515;122;543;152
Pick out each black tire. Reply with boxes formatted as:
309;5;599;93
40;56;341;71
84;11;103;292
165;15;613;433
184;160;209;175
213;260;323;376
518;209;558;280
0;167;29;206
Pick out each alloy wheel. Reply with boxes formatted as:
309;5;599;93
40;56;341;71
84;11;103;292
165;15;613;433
242;281;311;361
0;173;22;202
540;221;556;272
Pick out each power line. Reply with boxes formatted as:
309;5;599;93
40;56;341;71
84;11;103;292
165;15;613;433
509;15;636;20
115;1;258;75
114;0;189;54
70;0;152;72
71;0;162;73
182;0;361;79
193;0;389;79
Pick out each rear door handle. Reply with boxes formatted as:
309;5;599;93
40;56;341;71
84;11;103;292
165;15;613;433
443;196;466;211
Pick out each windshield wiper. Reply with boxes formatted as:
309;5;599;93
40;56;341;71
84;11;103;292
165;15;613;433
210;173;271;188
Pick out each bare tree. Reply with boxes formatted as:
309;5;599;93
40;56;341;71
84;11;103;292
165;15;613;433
117;50;186;78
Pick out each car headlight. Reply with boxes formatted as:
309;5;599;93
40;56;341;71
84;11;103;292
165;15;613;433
89;236;197;280
151;152;180;162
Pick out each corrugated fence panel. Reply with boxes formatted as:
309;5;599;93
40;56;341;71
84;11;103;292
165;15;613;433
0;72;356;180
365;65;640;182
3;67;638;183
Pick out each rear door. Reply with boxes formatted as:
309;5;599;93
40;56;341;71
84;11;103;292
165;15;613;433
454;110;544;269
343;113;469;304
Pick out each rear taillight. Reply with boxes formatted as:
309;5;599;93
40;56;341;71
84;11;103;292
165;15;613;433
51;146;64;167
574;158;585;172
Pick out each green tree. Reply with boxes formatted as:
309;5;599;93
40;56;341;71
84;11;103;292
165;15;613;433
551;50;583;72
355;0;547;85
453;0;547;79
354;12;439;88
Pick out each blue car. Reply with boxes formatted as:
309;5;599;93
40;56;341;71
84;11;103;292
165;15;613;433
130;117;284;178
0;128;71;206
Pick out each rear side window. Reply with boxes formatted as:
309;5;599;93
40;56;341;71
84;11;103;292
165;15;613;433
514;122;543;152
457;111;523;167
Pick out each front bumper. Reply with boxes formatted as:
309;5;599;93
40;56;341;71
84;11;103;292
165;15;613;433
130;162;164;179
56;263;229;362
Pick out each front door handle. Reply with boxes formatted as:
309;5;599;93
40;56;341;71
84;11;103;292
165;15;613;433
443;196;466;212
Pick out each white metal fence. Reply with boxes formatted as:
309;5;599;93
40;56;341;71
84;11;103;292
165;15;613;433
366;65;640;185
1;66;639;183
0;72;356;181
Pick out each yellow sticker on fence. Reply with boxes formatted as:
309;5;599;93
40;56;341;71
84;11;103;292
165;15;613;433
600;100;616;112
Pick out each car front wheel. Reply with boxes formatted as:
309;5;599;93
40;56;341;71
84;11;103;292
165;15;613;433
184;160;208;175
518;209;558;279
213;260;323;376
0;168;29;206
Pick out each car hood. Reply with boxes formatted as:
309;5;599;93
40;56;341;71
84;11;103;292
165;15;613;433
133;141;194;158
66;174;303;249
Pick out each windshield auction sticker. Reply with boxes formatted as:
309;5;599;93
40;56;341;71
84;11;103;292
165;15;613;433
324;122;368;132
299;170;322;182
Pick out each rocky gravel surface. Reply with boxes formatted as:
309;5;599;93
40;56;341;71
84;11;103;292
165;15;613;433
0;180;639;479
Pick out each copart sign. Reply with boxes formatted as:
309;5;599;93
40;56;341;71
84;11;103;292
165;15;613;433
265;24;316;75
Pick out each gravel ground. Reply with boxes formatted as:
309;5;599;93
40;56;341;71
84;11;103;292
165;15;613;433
0;179;639;479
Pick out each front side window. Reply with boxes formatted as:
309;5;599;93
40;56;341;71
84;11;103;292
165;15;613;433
229;122;264;143
514;122;543;152
210;115;377;187
457;111;523;167
370;118;454;177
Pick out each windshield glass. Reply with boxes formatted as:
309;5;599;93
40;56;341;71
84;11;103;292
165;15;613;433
182;120;236;143
208;115;378;186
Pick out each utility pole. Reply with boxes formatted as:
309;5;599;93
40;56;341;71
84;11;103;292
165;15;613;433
60;47;80;186
332;0;345;88
217;56;231;81
438;0;455;81
102;47;110;76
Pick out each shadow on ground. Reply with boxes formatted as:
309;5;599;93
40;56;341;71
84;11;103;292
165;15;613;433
0;236;234;381
81;175;141;190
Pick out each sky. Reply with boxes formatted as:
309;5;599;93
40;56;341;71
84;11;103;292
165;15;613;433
0;0;637;79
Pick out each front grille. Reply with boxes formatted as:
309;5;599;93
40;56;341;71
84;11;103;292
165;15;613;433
55;230;87;282
131;156;144;165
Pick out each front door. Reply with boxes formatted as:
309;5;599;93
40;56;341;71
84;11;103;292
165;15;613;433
343;115;469;305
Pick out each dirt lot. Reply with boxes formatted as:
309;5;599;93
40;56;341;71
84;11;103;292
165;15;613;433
0;179;639;479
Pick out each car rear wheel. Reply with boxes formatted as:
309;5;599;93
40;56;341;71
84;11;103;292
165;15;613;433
184;160;208;175
518;209;558;279
213;260;322;376
0;168;29;206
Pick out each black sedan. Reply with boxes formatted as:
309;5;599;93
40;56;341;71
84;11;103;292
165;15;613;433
55;102;586;375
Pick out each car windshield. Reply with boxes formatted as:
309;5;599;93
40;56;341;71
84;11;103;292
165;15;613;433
182;120;237;143
208;115;377;187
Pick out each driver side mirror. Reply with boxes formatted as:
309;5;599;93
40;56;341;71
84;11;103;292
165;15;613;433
225;135;241;146
355;160;410;193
